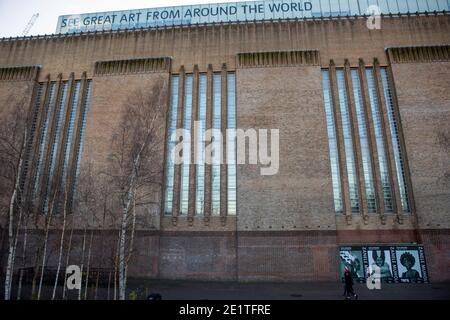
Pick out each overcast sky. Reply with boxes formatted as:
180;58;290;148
0;0;246;37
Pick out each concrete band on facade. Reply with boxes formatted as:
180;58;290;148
0;12;449;283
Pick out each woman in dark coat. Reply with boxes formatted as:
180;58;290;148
343;266;358;299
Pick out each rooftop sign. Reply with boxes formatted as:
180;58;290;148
56;0;449;34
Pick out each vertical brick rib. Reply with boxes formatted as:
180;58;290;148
344;59;366;219
172;66;185;220
220;63;228;221
372;59;400;219
188;65;199;219
204;64;213;220
329;60;351;223
358;59;383;216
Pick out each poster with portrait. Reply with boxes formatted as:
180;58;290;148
339;247;365;283
394;246;429;283
367;246;395;283
339;244;430;284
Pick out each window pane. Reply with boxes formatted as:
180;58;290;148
43;81;68;214
321;70;343;213
72;80;92;196
366;68;394;212
336;69;360;213
211;73;221;215
20;83;44;192
180;74;193;215
380;68;410;212
33;81;57;200
227;72;237;216
351;69;377;213
196;74;207;215
164;76;179;214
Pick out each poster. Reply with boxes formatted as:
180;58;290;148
339;245;429;284
339;247;365;283
395;246;429;283
367;246;395;283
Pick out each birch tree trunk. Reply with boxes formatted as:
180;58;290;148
84;230;94;300
94;271;99;300
16;222;28;300
113;230;120;300
37;193;56;300
107;270;112;300
118;204;129;300
78;228;87;300
5;199;24;300
61;226;73;300
51;194;68;300
4;128;27;300
124;196;137;293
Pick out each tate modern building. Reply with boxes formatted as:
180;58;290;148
0;0;449;285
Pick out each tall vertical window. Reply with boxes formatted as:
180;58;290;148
322;65;411;216
61;80;81;189
336;70;360;213
20;83;43;192
366;68;394;212
179;75;193;215
71;80;92;200
164;76;179;214
351;69;377;213
33;81;57;199
195;74;207;215
164;71;237;217
380;68;410;212
321;70;343;213
43;81;68;213
227;73;237;215
25;78;93;213
211;73;221;215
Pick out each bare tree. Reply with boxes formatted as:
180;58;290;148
0;90;33;300
51;191;68;300
36;191;58;300
104;82;167;299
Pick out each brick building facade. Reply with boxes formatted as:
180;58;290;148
0;9;449;284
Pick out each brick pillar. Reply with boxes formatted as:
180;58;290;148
204;64;213;225
344;59;367;221
220;63;228;225
358;59;384;220
329;60;351;224
172;66;185;223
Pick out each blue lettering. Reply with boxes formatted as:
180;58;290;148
184;9;192;18
120;14;128;23
305;2;312;11
268;3;281;12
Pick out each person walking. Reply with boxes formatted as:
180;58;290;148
343;266;358;300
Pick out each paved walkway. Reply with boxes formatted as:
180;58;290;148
126;279;450;300
9;280;450;300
